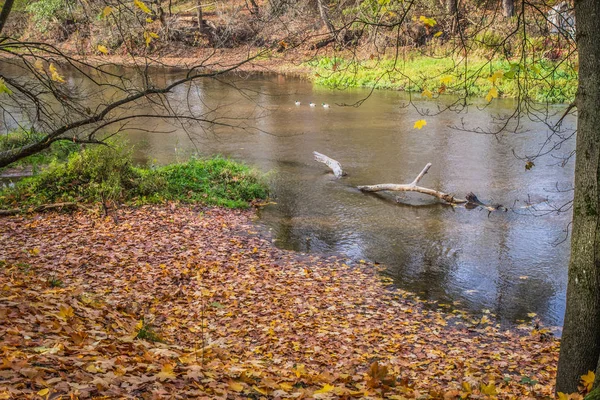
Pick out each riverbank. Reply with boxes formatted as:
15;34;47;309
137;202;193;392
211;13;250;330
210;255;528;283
0;205;561;399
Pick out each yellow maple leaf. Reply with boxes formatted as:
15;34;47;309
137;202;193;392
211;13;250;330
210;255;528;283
440;75;453;85
421;89;433;99
156;363;176;381
57;304;74;320
294;364;306;377
419;15;437;27
102;6;113;17
314;384;335;394
413;119;427;130
487;70;504;84
49;63;65;83
134;0;151;14
481;382;497;395
143;31;159;47
462;381;472;394
581;370;595;392
97;45;109;55
252;385;268;395
279;382;294;392
485;87;499;102
228;381;244;392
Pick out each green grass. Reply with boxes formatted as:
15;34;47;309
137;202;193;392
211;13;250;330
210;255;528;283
0;141;268;209
308;54;578;104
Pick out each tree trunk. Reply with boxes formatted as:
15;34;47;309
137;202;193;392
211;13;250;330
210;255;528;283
316;0;336;38
0;0;15;35
196;0;203;34
502;0;515;18
556;0;600;394
446;0;458;33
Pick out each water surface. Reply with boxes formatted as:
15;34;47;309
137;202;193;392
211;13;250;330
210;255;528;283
1;64;575;328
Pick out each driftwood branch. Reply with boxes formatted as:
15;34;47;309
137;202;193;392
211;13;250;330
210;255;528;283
313;151;346;178
0;202;78;216
357;163;467;204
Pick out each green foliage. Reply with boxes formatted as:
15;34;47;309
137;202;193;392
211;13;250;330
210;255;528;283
47;276;64;287
154;157;268;208
0;141;268;209
135;319;163;343
308;54;577;103
0;130;79;171
25;0;72;31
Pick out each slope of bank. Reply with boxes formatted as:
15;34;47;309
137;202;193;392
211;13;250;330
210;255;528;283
0;205;562;399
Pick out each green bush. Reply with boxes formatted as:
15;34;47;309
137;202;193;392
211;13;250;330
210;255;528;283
0;141;268;209
26;0;73;31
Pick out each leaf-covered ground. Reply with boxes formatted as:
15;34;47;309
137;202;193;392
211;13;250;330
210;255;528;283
0;206;560;399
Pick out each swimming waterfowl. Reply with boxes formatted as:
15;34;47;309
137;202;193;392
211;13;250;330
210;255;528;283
309;102;316;107
322;103;330;108
295;100;301;105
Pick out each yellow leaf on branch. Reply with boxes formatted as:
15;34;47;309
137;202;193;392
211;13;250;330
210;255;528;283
419;15;437;27
49;63;66;83
487;70;504;84
485;87;499;102
134;0;152;14
421;89;433;99
440;75;453;86
97;45;109;55
102;6;113;17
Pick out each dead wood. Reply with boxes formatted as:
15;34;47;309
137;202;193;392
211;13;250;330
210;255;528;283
0;202;78;216
313;151;346;178
357;163;467;205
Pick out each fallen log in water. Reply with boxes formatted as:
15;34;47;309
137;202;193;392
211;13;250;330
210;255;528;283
357;163;467;205
313;151;346;178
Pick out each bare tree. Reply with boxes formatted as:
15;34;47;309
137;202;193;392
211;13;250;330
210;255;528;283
0;0;266;169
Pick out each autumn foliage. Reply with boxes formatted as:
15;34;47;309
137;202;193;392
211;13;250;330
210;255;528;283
0;205;573;398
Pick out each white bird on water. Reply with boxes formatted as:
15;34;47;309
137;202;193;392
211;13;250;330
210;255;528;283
294;100;301;105
309;102;316;107
322;103;330;108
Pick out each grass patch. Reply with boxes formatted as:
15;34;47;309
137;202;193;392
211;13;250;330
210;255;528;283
308;54;577;103
135;319;163;343
0;141;268;209
0;130;79;172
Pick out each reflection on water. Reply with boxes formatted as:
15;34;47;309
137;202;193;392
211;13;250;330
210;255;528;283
1;64;574;328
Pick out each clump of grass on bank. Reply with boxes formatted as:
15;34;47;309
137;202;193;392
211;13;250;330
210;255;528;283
0;130;79;171
308;54;577;103
0;142;268;209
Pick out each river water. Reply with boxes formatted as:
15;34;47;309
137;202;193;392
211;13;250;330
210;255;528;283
2;65;575;329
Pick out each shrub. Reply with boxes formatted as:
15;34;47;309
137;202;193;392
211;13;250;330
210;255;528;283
0;141;268;209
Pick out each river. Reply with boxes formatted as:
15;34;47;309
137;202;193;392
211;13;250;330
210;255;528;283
1;64;576;329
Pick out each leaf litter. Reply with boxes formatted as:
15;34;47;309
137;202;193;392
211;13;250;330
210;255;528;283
0;205;560;399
